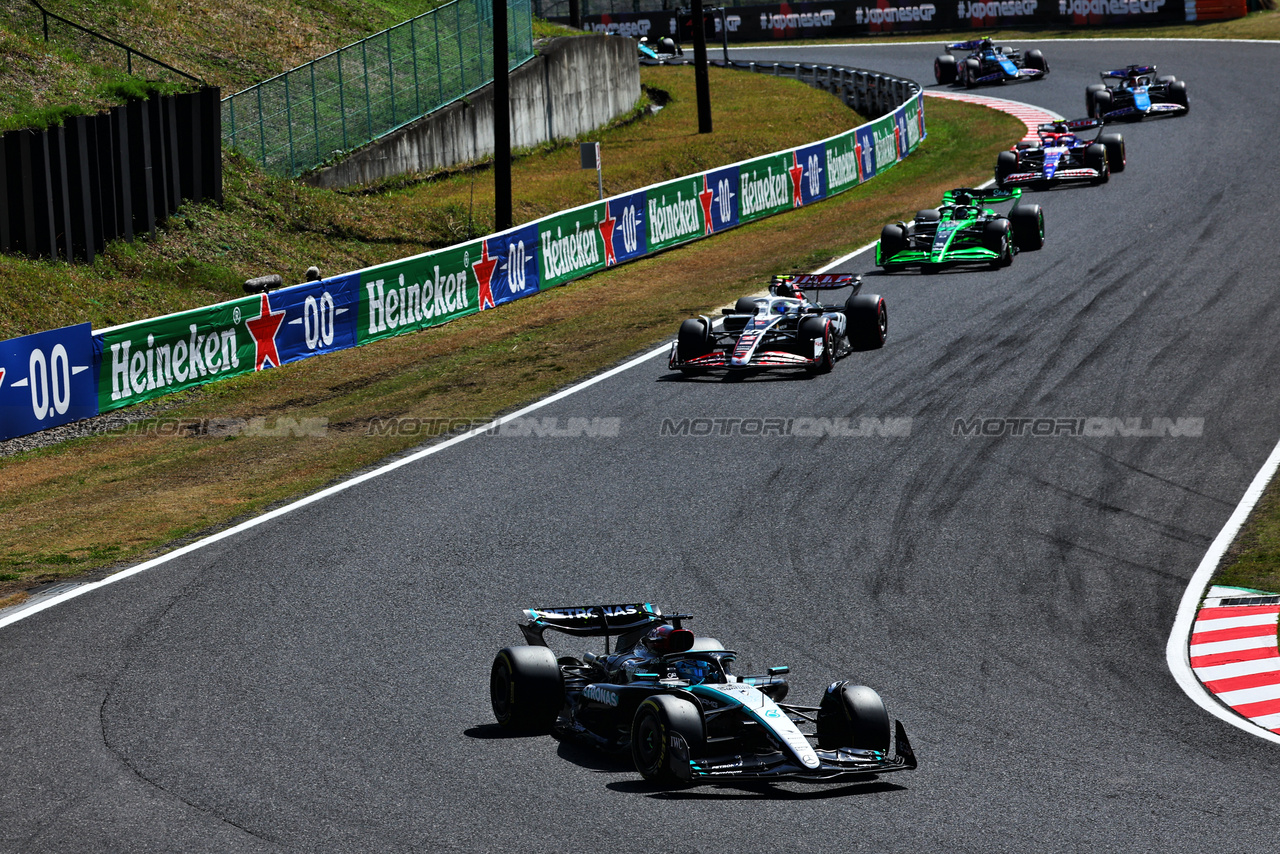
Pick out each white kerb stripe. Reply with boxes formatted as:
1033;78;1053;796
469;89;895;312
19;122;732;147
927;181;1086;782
1189;635;1279;657
1216;683;1280;708
1248;711;1280;730
1193;613;1280;633
1194;657;1280;683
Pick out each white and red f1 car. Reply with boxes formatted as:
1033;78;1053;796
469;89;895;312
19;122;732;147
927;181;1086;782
668;274;886;375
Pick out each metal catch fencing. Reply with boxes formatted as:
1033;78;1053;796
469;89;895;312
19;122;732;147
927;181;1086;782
222;0;535;179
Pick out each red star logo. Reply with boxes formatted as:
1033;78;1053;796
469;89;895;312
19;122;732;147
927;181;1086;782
789;152;805;208
472;241;498;310
245;292;286;371
699;176;716;235
598;206;617;266
854;142;864;183
0;367;5;388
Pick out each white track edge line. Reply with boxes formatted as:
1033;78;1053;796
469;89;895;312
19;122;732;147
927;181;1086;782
1166;434;1280;745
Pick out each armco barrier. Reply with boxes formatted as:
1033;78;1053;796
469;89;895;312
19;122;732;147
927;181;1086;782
0;63;924;443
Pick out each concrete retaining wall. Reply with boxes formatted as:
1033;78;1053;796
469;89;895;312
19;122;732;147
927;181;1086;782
304;35;641;189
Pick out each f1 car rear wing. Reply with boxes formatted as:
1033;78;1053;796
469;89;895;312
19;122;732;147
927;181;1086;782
1102;65;1155;79
942;187;1022;205
519;603;672;649
771;273;862;290
1037;118;1100;134
945;39;986;51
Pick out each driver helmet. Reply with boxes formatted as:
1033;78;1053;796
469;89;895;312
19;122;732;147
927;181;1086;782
673;658;713;685
642;624;695;655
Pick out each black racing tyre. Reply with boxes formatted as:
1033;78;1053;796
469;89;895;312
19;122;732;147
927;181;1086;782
1084;143;1109;184
845;293;887;350
963;58;981;88
878;223;908;267
1010;203;1045;251
934;55;957;85
816;682;892;753
995;150;1019;188
1092;90;1113;120
914;208;941;223
491;646;563;734
1098;132;1126;173
734;296;760;315
983;219;1013;268
798;316;834;373
676;317;713;369
631;694;704;785
1085;83;1106;116
1024;49;1048;73
1169;81;1189;111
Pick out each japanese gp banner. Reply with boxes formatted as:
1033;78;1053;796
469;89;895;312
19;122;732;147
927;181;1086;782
358;240;481;343
0;324;97;441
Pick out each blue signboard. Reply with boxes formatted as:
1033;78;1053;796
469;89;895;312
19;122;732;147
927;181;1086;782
269;273;361;366
606;190;648;265
487;224;541;305
0;323;98;441
703;166;740;232
794;142;828;206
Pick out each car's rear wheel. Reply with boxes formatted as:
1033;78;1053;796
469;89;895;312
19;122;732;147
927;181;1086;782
816;682;892;753
1098;132;1125;173
995;150;1019;188
491;646;563;734
845;293;887;351
934;55;957;85
1084;143;1109;184
734;296;760;315
878;223;908;267
914;208;941;224
1010;204;1045;251
631;695;704;785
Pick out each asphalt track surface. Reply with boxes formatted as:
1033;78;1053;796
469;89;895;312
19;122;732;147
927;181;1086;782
3;39;1280;853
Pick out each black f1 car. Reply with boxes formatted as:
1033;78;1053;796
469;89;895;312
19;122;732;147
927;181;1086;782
669;273;886;375
934;38;1048;88
489;603;917;785
996;119;1126;188
1086;65;1188;121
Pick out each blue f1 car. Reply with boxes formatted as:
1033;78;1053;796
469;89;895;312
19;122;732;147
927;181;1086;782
489;603;917;785
934;38;1048;88
996;119;1126;188
1087;65;1188;121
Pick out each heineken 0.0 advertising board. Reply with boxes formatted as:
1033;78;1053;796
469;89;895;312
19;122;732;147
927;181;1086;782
538;206;607;290
359;241;481;344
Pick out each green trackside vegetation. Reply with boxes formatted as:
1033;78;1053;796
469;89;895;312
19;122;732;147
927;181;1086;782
0;67;1024;604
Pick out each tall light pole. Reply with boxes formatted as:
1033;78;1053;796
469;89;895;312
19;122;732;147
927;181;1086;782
494;0;512;230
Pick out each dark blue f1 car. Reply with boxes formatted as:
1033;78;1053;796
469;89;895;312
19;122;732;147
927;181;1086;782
489;603;917;785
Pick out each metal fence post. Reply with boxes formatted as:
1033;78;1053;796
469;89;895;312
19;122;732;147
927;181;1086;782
411;19;422;116
387;28;396;127
338;51;348;151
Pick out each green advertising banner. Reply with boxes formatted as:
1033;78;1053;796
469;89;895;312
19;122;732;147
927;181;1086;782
97;297;264;413
737;152;794;223
358;240;482;344
903;95;925;155
825;128;863;195
538;205;607;290
645;176;706;252
869;113;900;179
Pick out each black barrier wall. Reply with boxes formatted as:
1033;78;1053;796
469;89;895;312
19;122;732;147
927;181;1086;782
0;86;222;263
570;0;1198;43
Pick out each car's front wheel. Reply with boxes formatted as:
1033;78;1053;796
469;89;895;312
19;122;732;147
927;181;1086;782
817;682;892;752
1084;143;1109;184
676;317;713;372
491;646;563;734
1099;132;1126;173
631;695;704;785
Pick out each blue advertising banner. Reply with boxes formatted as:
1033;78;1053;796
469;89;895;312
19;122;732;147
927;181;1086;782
855;124;878;180
605;191;648;265
794;143;828;206
703;166;740;233
268;273;361;366
0;323;98;441
484;225;541;305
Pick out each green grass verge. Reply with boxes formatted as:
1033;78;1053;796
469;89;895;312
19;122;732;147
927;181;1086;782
0;89;1022;596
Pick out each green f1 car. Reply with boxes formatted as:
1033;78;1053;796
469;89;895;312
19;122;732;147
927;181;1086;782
876;188;1045;272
